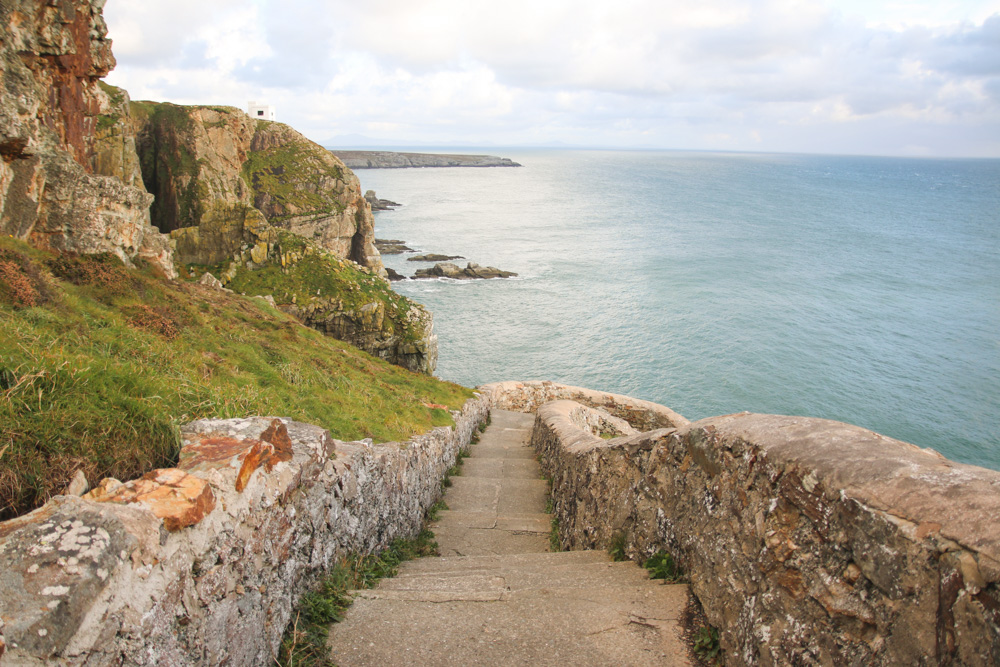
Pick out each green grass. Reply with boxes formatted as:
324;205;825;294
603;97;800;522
0;238;473;520
549;515;561;552
242;126;347;217
220;232;420;342
277;528;439;666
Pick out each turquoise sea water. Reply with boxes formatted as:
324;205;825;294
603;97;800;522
357;150;1000;470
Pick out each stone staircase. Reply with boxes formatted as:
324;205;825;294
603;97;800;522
326;410;692;666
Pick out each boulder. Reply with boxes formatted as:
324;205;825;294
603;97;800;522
385;267;406;281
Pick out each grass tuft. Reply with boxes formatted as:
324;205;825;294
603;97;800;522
277;528;438;666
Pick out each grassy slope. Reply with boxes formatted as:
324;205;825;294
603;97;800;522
210;230;421;342
0;238;473;521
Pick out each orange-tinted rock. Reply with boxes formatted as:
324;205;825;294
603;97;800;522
260;418;294;464
84;468;215;531
235;441;275;493
179;435;259;471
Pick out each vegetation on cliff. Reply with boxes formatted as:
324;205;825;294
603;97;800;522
215;231;416;338
0;237;472;521
243;123;348;222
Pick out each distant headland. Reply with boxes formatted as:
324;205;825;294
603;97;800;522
329;150;521;168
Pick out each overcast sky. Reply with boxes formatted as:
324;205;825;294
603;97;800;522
104;0;1000;157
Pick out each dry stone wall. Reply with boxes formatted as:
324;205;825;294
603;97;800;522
484;381;1000;666
0;395;489;665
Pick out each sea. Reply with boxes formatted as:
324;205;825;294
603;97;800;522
355;150;1000;471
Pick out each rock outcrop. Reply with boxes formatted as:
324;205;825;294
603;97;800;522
331;150;521;169
365;190;399;211
0;0;175;277
375;238;413;254
414;262;518;280
128;103;384;275
197;230;439;374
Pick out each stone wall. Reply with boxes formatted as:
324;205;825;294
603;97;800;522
0;395;489;665
485;381;1000;666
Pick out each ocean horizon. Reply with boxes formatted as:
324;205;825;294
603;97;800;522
357;149;1000;471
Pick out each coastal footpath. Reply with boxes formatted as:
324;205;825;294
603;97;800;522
2;381;997;664
329;150;521;169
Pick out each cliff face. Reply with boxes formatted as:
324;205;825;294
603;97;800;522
0;0;435;373
0;0;174;277
130;103;383;274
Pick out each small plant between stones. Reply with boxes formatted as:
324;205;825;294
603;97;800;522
608;533;628;562
692;625;722;665
644;550;683;583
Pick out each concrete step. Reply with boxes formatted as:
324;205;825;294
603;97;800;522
431;510;551;533
326;409;693;666
394;550;613;575
458;457;541;480
443;477;549;514
378;555;656;592
330;573;691;666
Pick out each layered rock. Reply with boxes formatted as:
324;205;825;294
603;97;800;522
0;0;174;277
407;253;464;262
375;239;413;255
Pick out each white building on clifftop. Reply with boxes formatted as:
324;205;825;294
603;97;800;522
247;101;276;121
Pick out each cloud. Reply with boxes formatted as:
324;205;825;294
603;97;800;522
103;0;1000;156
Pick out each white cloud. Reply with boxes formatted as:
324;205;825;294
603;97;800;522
102;0;1000;156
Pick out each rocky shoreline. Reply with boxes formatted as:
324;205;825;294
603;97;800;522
331;150;521;169
370;191;517;281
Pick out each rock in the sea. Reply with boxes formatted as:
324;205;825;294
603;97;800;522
375;238;414;254
413;262;517;280
365;190;401;211
385;267;406;281
407;253;465;262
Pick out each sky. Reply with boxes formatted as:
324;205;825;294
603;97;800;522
103;0;1000;157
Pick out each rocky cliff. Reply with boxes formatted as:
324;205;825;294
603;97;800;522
129;102;383;274
0;0;174;277
0;0;443;372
